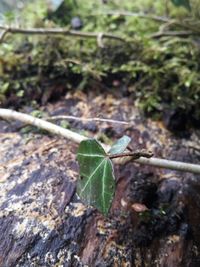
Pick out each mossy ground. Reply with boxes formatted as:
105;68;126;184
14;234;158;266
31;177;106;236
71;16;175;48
1;0;200;129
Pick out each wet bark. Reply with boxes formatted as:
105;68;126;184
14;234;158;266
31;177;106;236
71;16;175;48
1;93;200;267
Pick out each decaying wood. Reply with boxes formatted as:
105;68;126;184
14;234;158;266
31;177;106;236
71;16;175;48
1;92;200;266
1;108;200;174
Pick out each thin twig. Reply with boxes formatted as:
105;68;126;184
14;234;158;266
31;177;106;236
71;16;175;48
0;29;9;42
158;20;177;33
94;10;170;23
96;11;200;36
0;108;86;144
0;25;125;42
136;157;200;174
151;30;197;38
49;115;130;125
1;108;200;174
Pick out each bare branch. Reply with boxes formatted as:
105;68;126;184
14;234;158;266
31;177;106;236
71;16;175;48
0;25;125;42
0;108;87;144
95;11;200;36
0;29;9;42
1;108;200;174
151;30;197;38
137;157;200;174
49;115;130;125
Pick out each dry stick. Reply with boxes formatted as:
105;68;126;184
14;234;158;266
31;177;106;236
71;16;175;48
1;108;200;174
151;30;197;38
99;11;200;30
0;108;86;144
0;29;8;42
0;25;124;42
49;115;130;125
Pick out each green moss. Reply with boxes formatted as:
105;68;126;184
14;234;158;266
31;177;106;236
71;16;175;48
1;0;200;126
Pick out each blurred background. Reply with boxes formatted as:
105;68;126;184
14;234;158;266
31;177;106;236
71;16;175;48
0;0;200;132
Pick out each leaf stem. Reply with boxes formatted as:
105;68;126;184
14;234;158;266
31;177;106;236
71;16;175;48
108;151;153;160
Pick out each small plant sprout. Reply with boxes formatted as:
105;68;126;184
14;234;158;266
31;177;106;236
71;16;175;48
1;108;200;215
76;135;153;215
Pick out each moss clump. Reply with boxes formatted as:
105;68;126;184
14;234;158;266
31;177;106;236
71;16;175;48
1;0;200;128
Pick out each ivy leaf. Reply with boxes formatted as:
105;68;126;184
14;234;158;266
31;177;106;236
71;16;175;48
171;0;191;11
109;135;131;155
77;139;115;215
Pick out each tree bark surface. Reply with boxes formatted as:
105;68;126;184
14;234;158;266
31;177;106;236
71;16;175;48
0;93;200;267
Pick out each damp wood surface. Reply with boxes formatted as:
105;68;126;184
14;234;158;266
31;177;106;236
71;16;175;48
1;91;200;267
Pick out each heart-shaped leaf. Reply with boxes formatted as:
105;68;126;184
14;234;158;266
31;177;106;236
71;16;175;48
77;139;115;215
109;135;131;155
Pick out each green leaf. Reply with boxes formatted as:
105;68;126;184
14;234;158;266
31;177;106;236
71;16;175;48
77;139;115;215
109;135;131;155
171;0;191;11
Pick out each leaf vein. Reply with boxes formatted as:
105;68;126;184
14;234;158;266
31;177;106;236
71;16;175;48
77;153;104;158
102;160;107;213
79;158;106;196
